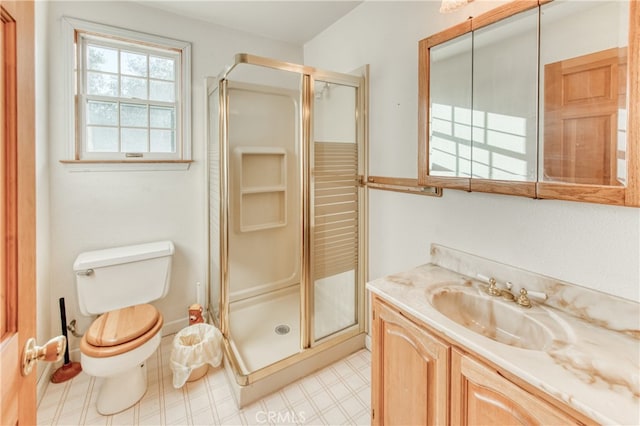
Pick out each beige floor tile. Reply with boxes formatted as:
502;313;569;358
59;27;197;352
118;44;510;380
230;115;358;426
190;407;216;425
307;389;334;412
318;405;349;425
37;342;371;426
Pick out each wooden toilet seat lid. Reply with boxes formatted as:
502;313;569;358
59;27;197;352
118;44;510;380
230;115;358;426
86;304;160;347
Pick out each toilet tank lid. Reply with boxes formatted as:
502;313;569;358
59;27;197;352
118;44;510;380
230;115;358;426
73;241;175;270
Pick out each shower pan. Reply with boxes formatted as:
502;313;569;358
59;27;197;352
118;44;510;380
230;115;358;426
206;54;368;406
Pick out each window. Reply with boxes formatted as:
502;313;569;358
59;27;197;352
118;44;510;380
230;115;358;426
64;18;191;163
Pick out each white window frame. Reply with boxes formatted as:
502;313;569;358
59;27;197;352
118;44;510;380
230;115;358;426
62;17;192;167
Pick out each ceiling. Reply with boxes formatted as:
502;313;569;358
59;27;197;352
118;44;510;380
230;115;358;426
137;1;362;45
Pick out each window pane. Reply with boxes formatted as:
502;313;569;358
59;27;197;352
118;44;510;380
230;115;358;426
87;101;117;126
150;129;175;152
150;106;175;129
87;127;118;152
150;80;175;102
121;104;148;127
121;128;148;152
87;72;118;96
121;76;147;99
87;45;117;73
150;56;175;81
121;51;147;77
77;27;188;161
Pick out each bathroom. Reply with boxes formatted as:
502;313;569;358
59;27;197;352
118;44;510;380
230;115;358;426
2;0;638;424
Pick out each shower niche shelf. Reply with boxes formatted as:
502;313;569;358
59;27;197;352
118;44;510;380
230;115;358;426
234;147;287;232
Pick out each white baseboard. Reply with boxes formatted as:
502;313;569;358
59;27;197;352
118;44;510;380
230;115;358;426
162;317;189;336
69;348;81;362
365;333;372;351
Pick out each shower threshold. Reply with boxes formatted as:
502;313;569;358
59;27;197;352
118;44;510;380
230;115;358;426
224;285;366;407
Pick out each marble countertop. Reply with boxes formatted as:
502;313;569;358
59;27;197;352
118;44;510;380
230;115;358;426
367;245;640;425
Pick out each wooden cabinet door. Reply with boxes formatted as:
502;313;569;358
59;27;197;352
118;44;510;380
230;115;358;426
451;350;582;426
371;298;449;426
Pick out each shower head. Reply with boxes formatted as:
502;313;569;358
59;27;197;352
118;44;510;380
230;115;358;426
315;82;330;99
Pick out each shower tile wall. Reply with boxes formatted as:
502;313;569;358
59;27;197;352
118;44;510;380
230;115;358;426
227;85;300;301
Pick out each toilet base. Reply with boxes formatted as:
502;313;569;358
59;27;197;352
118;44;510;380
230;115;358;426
96;363;147;415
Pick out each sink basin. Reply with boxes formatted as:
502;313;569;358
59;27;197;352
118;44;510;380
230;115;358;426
430;287;559;350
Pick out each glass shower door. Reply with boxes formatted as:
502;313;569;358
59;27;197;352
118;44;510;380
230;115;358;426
311;80;362;342
207;55;367;393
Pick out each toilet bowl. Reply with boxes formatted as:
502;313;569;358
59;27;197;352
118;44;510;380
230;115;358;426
74;241;174;415
80;304;163;414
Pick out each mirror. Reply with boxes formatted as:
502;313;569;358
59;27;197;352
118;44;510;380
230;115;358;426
539;0;628;186
429;32;472;180
471;8;538;184
419;0;639;206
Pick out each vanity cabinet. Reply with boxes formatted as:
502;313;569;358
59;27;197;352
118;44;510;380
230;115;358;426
451;350;582;425
371;296;594;426
371;298;449;425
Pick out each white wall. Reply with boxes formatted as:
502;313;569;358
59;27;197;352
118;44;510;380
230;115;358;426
304;0;640;303
43;1;303;353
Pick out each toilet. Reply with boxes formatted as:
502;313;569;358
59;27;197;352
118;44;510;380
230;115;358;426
74;240;175;415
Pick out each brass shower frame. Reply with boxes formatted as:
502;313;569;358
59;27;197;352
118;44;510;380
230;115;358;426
208;54;368;386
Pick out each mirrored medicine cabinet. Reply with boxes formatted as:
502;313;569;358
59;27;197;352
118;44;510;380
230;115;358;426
418;0;639;206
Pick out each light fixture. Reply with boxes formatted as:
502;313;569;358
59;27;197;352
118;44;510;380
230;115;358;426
439;0;470;13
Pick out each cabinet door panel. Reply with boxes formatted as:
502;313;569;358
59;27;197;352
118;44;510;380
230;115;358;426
452;350;582;425
372;299;448;426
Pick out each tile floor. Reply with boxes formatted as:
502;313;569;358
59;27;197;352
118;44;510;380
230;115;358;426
37;335;371;426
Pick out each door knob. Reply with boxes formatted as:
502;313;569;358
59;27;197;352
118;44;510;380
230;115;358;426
21;335;66;376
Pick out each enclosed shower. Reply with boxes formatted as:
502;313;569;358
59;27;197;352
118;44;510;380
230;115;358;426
206;54;367;405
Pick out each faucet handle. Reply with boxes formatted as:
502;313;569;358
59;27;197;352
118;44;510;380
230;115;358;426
477;274;504;297
526;289;548;301
476;273;492;284
516;288;532;308
487;278;502;296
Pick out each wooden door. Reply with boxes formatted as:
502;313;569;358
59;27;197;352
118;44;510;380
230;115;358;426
371;298;449;426
451;350;581;425
0;1;36;425
544;47;626;186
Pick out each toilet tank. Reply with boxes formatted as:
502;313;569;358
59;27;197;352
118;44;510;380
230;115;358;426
74;241;175;316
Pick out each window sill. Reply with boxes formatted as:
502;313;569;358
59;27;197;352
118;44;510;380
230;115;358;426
60;160;192;172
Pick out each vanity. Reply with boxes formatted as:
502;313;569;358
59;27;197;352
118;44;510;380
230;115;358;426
367;245;639;425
